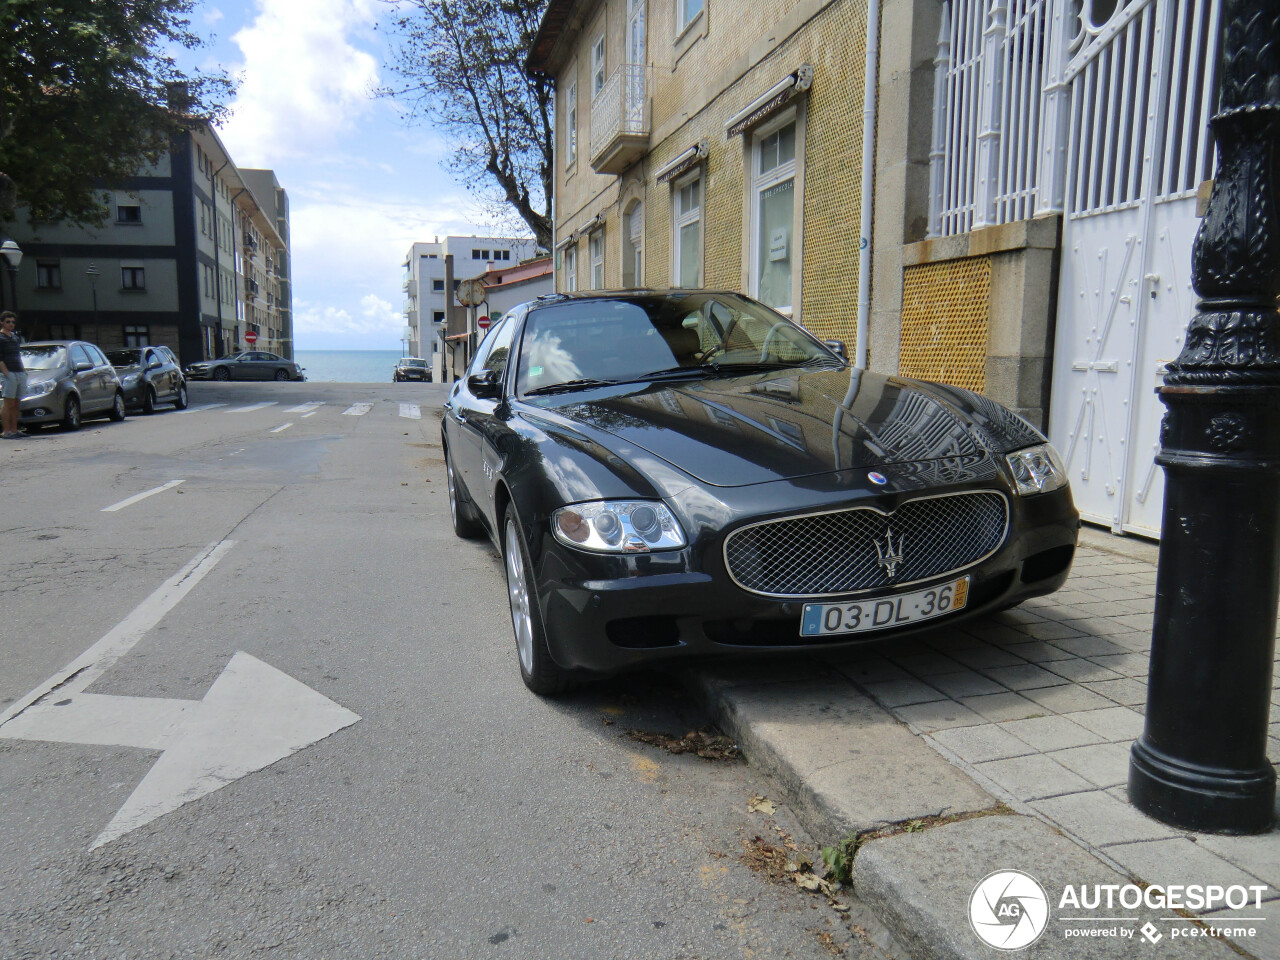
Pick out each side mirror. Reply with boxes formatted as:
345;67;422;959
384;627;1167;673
147;360;162;370
75;361;94;372
824;339;848;361
467;370;502;400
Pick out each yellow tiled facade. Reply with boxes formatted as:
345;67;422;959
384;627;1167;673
535;0;869;353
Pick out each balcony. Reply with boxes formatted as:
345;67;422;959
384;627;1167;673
590;64;649;175
404;278;418;297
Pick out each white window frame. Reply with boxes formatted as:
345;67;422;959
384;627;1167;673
592;33;607;96
672;170;702;287
748;111;799;316
678;0;704;35
566;80;578;168
589;229;605;289
564;244;578;292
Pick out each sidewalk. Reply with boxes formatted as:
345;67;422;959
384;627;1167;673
689;528;1280;959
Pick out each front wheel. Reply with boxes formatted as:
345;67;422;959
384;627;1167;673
142;386;157;414
212;367;231;381
107;391;127;422
173;383;189;410
504;506;570;696
62;395;82;431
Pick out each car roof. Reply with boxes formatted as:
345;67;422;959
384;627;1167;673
526;288;752;311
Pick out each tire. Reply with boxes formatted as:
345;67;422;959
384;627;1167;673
212;367;230;381
445;447;484;539
142;386;157;414
173;383;189;410
107;391;127;422
274;368;290;381
62;395;82;431
503;505;570;696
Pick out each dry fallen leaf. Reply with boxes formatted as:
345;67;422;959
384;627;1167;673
747;794;777;815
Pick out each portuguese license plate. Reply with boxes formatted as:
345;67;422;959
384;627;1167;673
800;577;969;637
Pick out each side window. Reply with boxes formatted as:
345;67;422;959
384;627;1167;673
71;344;94;367
482;316;519;379
467;317;510;377
86;344;109;366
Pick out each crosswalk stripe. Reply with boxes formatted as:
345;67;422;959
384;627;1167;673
176;403;227;415
342;403;373;416
270;423;294;433
285;402;324;413
228;402;278;414
399;404;421;420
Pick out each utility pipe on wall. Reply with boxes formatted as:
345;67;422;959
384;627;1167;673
854;0;882;370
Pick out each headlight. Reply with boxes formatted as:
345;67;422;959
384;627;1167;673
121;374;140;387
1005;443;1068;496
552;501;687;553
22;378;57;400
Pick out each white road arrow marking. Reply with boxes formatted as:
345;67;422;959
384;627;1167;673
0;541;361;849
399;404;421;420
342;403;373;416
101;479;185;513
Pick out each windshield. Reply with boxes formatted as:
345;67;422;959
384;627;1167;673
515;293;839;394
401;358;427;367
20;345;68;372
105;349;142;366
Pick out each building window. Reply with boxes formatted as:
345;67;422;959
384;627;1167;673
123;325;150;347
433;310;446;324
499;249;511;261
566;80;578;167
624;202;643;287
36;260;62;289
117;202;142;224
433;279;445;292
673;174;702;287
589;230;605;288
121;265;146;290
679;0;704;33
751;118;797;313
202;264;215;297
49;323;80;340
592;33;606;95
472;249;481;259
564;244;578;292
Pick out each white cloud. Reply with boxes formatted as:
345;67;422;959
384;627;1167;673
203;7;225;26
219;0;382;164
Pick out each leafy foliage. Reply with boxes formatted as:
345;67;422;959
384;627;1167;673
382;0;552;249
0;0;231;226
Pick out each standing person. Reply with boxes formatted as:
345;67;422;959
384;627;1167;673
0;311;27;439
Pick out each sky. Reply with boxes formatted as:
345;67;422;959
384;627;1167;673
183;0;518;350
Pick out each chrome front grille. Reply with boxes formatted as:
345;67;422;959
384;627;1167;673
723;492;1009;598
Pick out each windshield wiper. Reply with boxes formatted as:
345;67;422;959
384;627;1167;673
523;377;620;396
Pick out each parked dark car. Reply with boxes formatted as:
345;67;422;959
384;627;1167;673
394;357;432;382
186;351;304;381
105;347;189;412
18;341;127;430
442;291;1079;695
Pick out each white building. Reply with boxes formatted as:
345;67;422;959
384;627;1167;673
401;235;540;368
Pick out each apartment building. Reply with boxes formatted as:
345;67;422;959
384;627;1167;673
401;235;540;371
3;125;292;364
528;0;873;352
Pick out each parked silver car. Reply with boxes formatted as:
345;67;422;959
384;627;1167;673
186;351;304;381
105;346;189;412
19;341;127;430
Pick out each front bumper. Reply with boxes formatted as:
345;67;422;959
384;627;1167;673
532;485;1080;674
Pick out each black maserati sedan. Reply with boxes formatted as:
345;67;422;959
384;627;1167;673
442;291;1079;695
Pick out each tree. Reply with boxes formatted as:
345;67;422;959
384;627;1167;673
382;0;553;250
0;0;231;226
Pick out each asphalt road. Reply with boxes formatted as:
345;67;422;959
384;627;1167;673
0;381;893;960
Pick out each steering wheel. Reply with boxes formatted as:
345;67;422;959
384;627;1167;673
760;322;787;362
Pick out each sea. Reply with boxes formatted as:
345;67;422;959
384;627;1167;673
294;350;407;383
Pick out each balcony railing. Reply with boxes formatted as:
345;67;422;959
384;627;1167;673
590;63;649;175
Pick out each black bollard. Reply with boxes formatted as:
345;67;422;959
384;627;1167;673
1128;0;1280;834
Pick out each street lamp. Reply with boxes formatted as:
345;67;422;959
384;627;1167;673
0;239;22;313
86;263;100;328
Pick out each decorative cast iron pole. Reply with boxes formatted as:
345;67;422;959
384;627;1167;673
1129;0;1280;834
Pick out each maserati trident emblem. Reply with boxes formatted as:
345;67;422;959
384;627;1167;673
875;527;904;579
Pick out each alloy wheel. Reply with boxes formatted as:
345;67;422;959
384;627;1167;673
505;520;535;675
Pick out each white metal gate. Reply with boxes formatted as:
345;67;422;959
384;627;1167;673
1047;0;1218;536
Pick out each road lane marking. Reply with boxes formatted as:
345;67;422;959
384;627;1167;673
101;480;186;513
176;403;227;415
342;403;373;416
285;402;323;413
0;540;361;849
228;401;278;413
301;412;317;418
270;423;293;433
399;404;421;419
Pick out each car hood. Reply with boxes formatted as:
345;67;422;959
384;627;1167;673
532;368;1040;488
